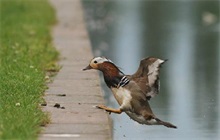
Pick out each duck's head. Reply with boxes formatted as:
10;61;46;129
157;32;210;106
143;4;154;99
83;56;113;71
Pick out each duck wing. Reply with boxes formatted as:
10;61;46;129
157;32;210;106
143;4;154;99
129;57;167;100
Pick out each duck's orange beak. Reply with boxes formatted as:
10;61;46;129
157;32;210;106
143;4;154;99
82;65;92;71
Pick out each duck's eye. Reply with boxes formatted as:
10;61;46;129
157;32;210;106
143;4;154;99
94;60;97;64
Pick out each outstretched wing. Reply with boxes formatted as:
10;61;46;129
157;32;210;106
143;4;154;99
130;57;167;99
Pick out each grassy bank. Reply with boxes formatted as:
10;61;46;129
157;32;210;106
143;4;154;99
0;0;58;139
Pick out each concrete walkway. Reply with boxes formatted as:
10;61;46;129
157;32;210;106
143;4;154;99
39;0;112;139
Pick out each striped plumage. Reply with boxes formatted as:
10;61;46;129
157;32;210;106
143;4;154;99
83;56;177;129
117;76;130;88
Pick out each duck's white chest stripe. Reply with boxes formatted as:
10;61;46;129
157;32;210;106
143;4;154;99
117;76;130;88
111;87;132;110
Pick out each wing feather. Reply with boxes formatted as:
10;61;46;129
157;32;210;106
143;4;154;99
130;57;166;99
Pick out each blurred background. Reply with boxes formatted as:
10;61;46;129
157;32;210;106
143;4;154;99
82;0;220;140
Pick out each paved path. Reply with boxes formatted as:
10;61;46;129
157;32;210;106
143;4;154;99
39;0;112;139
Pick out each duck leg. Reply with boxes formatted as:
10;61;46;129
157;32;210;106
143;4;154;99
96;105;122;114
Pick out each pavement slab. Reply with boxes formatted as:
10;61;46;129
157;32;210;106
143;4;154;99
39;0;112;139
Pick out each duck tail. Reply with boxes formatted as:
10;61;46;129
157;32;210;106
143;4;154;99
155;118;177;129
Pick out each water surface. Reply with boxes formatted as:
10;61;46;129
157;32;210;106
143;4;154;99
82;1;220;139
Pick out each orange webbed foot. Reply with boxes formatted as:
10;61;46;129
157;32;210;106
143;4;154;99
96;105;122;114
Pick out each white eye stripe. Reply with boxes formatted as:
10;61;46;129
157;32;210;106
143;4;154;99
92;57;112;64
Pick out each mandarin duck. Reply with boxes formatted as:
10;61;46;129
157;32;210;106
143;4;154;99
83;56;177;128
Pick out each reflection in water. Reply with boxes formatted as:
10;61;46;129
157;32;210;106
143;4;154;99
166;5;196;139
111;0;142;74
82;1;219;140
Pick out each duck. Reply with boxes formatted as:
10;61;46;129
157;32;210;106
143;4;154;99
83;56;177;129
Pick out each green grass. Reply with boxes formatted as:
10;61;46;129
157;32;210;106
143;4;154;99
0;0;58;139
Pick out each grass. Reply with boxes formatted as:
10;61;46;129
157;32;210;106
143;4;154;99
0;0;58;139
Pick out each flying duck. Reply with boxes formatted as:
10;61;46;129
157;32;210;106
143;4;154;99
83;56;177;128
